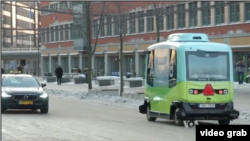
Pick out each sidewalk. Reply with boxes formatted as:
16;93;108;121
234;82;250;89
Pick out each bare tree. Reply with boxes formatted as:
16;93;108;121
152;2;186;43
65;2;106;89
105;2;133;96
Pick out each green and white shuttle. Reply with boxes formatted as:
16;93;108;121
139;33;239;126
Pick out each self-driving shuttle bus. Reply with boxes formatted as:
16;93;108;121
139;33;239;126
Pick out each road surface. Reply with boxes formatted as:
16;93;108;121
2;88;249;141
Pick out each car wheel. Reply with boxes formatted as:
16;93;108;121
146;105;156;122
218;120;230;125
40;107;49;114
174;108;184;126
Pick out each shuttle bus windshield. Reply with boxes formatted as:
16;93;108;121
186;51;230;81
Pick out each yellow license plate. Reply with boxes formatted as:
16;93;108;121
19;101;33;105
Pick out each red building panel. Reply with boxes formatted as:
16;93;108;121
93;24;250;45
41;12;73;28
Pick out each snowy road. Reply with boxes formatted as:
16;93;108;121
2;95;196;141
2;88;249;141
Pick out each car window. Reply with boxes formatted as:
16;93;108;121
2;77;40;87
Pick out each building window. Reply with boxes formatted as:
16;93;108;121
41;6;49;15
229;2;239;23
71;1;82;7
106;17;112;36
138;11;144;33
189;2;198;27
245;2;250;21
59;1;68;11
65;24;69;40
55;26;59;41
92;19;98;38
50;27;54;42
201;2;210;26
41;28;45;43
121;14;127;34
92;1;100;4
50;3;58;13
166;6;174;30
129;13;136;34
156;8;164;31
147;10;154;32
177;4;185;28
69;1;72;8
214;1;224;25
70;23;73;40
99;18;105;37
60;25;64;41
46;27;50;43
113;15;119;35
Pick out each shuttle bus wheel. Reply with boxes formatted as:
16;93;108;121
174;108;184;126
218;120;230;125
146;105;156;122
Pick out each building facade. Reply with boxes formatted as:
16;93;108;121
40;1;250;79
1;1;41;75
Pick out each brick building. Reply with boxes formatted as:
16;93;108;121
40;1;250;78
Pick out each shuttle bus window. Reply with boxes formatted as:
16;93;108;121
169;49;177;88
147;50;154;87
154;48;169;87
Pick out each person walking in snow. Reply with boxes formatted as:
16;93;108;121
55;65;63;85
235;59;245;85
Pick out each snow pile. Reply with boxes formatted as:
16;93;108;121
44;88;142;108
239;111;250;120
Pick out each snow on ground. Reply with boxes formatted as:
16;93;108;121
234;82;250;89
44;87;250;120
239;111;250;120
44;88;143;108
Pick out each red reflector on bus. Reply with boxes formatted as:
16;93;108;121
203;84;214;96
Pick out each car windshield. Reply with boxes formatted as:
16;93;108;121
2;76;40;87
186;51;229;81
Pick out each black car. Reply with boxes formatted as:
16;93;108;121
1;74;49;114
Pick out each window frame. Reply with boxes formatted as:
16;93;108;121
46;27;50;43
201;1;211;26
60;25;64;41
166;6;174;30
138;11;144;33
146;9;154;32
214;1;225;25
129;12;136;34
189;2;198;28
106;16;112;36
245;2;250;22
177;4;185;29
229;1;240;23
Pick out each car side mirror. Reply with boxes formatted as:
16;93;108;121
169;79;176;88
41;83;46;88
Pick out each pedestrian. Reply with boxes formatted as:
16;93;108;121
17;65;23;73
55;65;63;85
235;59;245;85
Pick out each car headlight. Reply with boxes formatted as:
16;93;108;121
40;93;48;98
1;92;11;97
